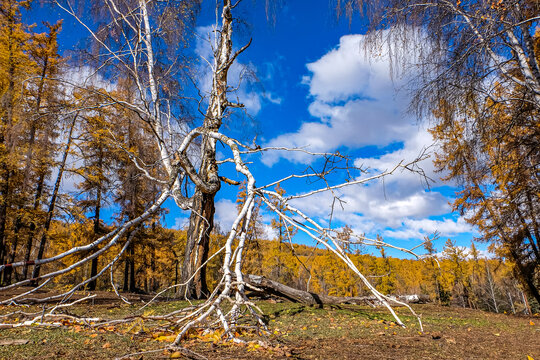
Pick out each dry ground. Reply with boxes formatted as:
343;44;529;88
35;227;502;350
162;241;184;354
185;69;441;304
0;291;538;359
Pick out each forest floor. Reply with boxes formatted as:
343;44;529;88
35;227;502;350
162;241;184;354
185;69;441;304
0;291;538;359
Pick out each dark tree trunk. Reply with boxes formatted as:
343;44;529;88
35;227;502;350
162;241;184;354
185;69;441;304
180;191;215;299
178;2;232;300
122;240;137;293
31;115;77;284
3;214;22;285
20;171;45;280
509;246;540;305
129;243;136;292
20;55;50;281
0;168;12;286
123;255;129;292
150;244;156;292
87;186;102;291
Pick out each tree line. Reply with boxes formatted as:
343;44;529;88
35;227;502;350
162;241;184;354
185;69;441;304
37;218;537;315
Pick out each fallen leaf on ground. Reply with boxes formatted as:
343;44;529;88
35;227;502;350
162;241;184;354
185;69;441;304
155;334;177;342
102;342;111;349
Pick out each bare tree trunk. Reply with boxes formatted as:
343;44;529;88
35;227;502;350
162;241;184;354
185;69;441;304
521;290;532;315
507;291;516;314
485;262;499;313
129;243;136;292
244;274;428;305
178;0;234;300
21;171;45;280
180;191;215;299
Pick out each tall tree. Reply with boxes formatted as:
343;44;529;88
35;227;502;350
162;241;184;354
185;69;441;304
443;239;471;307
112;78;164;292
74;111;117;290
0;0;33;284
340;0;540;303
18;21;63;281
422;233;444;304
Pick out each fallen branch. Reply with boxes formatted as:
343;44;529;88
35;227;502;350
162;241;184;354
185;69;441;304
244;275;428;305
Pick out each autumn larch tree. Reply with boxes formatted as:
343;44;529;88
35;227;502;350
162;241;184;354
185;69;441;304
18;21;63;282
337;0;540;304
0;0;34;285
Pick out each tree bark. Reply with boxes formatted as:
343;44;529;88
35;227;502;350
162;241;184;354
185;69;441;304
129;243;136;292
244;274;429;305
20;171;45;281
178;0;236;300
180;191;215;299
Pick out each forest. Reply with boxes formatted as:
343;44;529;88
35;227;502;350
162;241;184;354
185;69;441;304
0;0;539;359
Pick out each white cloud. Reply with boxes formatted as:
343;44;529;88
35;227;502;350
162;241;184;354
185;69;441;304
214;199;239;231
260;31;476;246
434;246;493;259
262;92;282;105
263;224;278;241
384;217;473;240
263;33;416;166
173;216;189;230
61;65;118;95
289;177;450;232
305;34;399;103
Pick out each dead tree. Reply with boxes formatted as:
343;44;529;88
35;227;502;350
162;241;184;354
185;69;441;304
0;0;432;343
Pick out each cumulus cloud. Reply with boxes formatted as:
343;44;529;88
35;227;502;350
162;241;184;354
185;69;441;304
214;199;239;231
384;217;474;240
261;31;474;244
263;224;278;241
263;34;416;166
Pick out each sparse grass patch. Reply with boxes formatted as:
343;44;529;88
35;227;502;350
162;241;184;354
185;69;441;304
1;299;538;359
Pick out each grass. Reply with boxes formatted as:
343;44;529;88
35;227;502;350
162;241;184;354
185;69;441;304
1;299;538;359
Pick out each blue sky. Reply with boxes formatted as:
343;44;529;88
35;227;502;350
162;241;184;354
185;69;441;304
180;1;479;257
29;1;479;257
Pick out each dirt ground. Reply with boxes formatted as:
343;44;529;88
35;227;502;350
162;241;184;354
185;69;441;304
0;291;538;359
